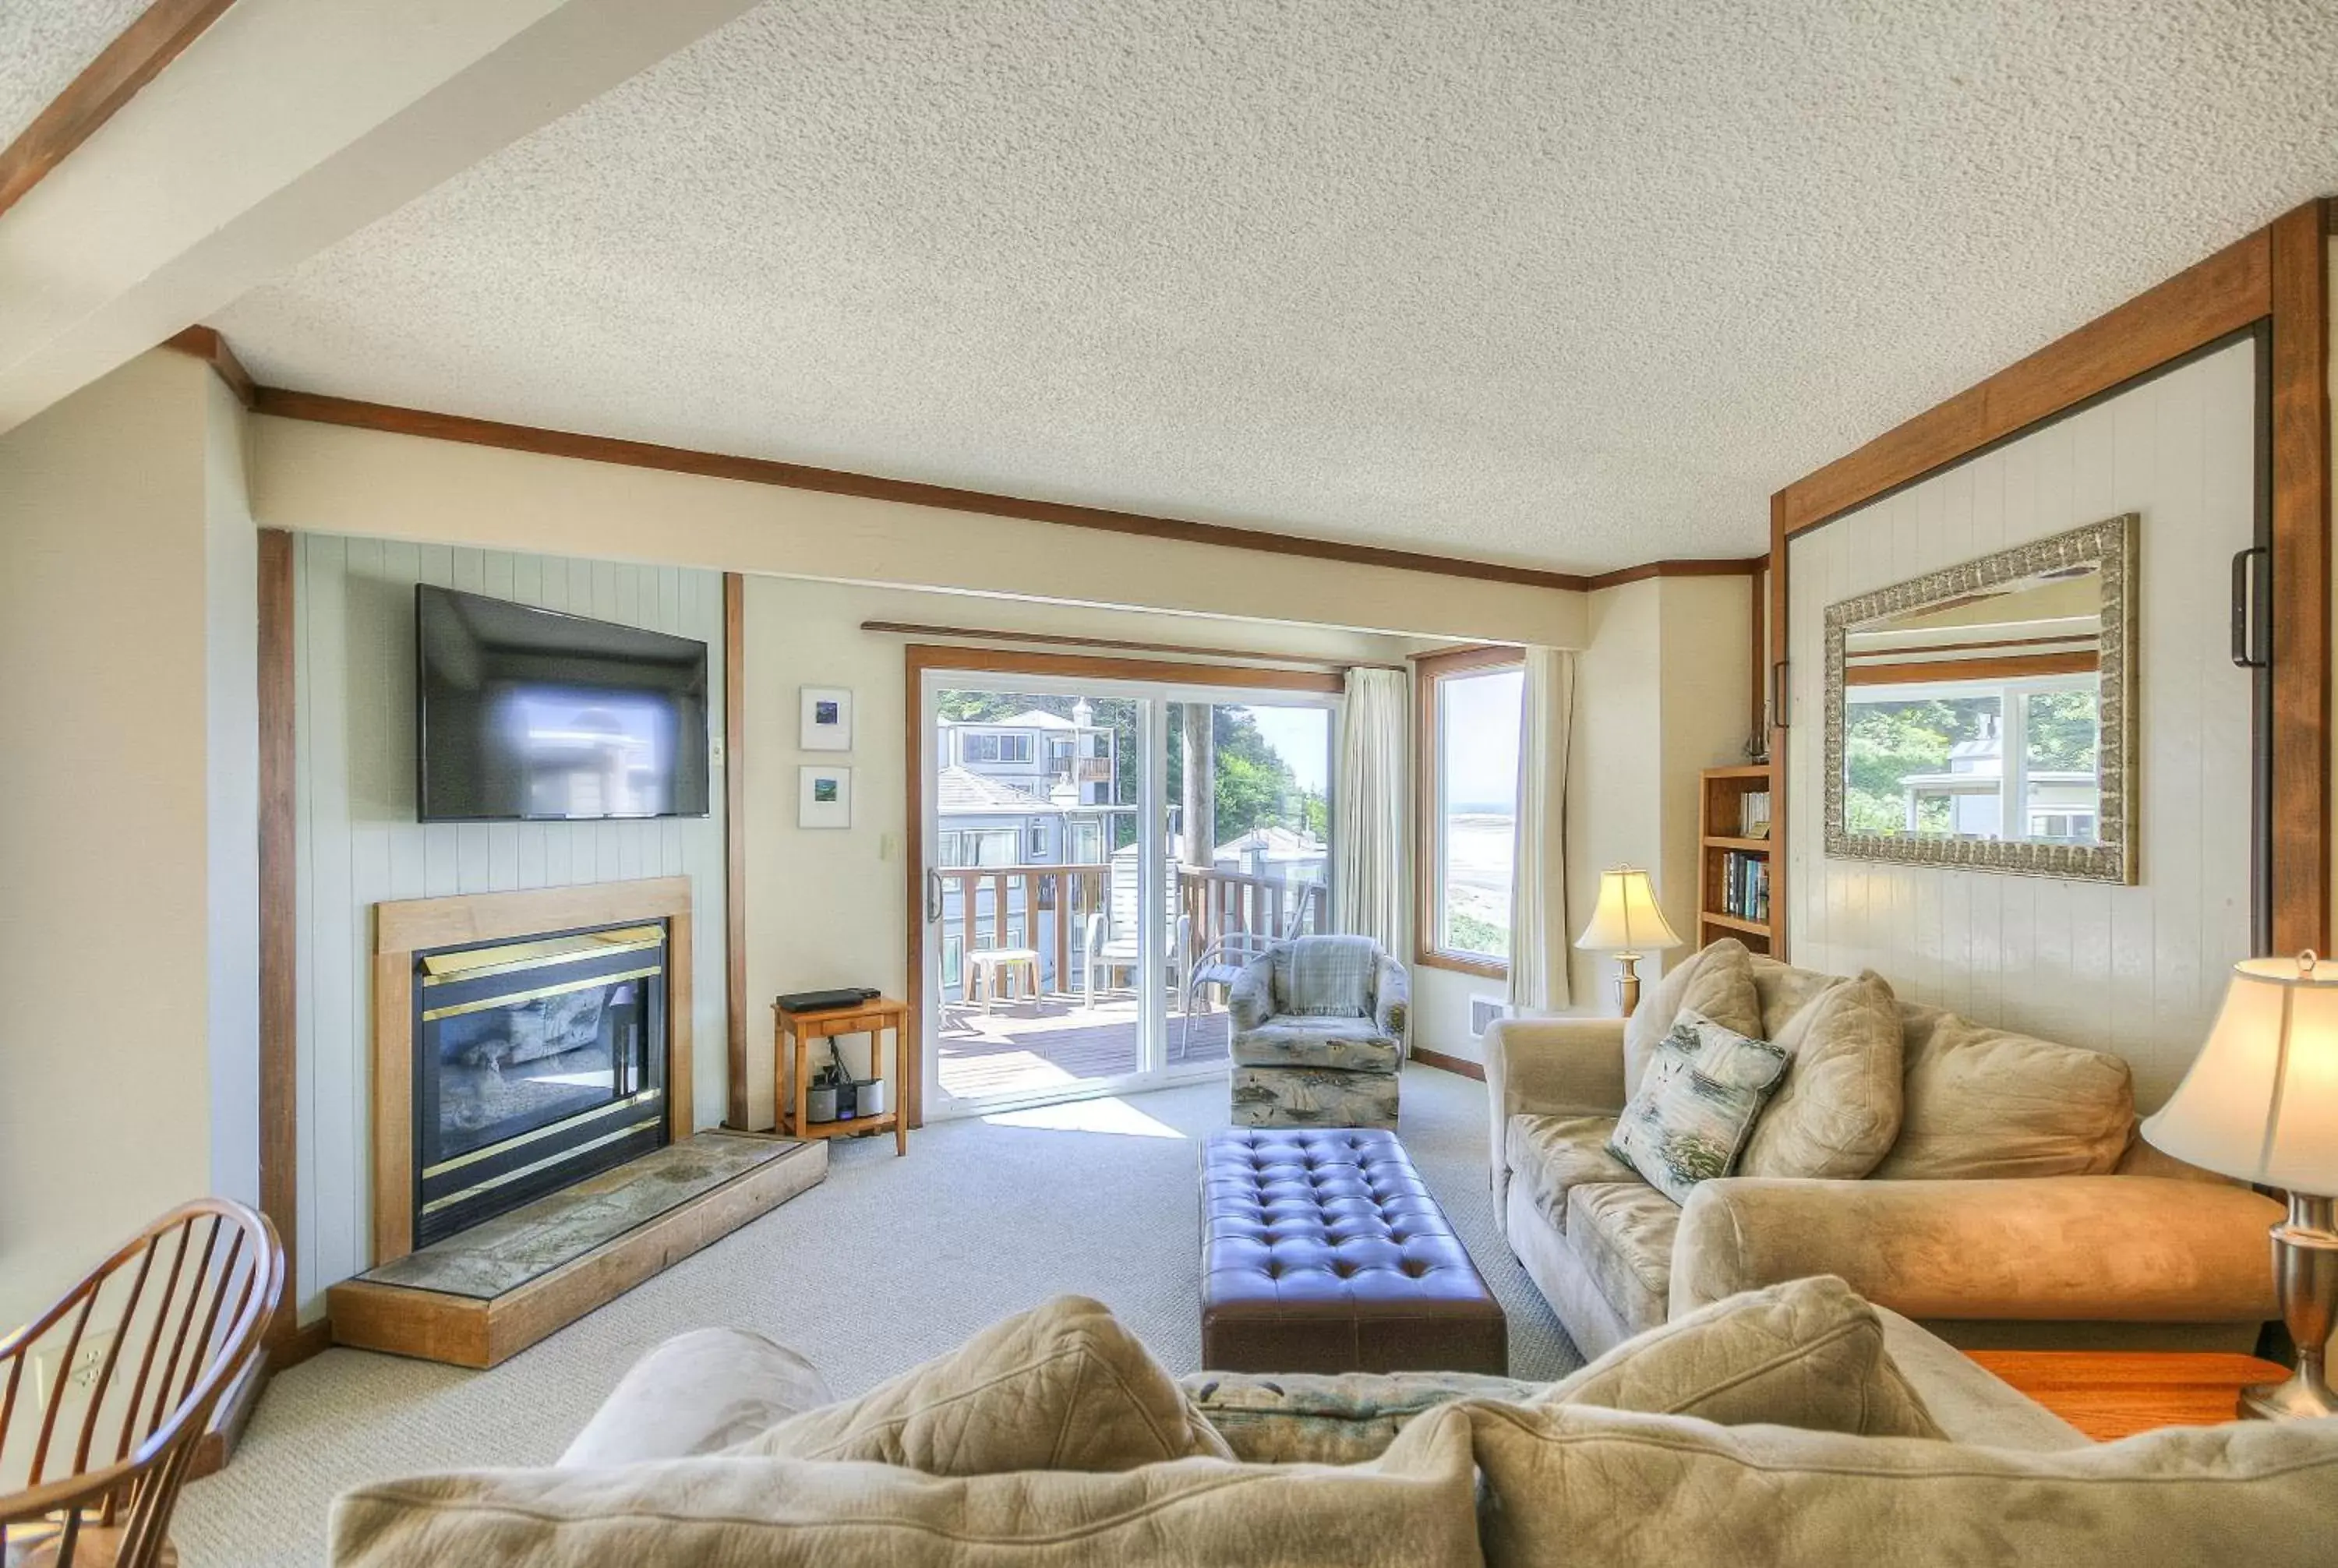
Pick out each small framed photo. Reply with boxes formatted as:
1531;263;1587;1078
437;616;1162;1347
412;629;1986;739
800;687;853;751
799;765;853;828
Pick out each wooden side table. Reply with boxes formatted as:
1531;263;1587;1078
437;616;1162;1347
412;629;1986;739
773;995;908;1155
1963;1350;2290;1441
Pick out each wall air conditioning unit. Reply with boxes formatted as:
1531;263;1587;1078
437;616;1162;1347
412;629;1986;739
1470;997;1508;1038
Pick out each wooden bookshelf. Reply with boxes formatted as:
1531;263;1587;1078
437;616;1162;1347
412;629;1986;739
1699;765;1774;951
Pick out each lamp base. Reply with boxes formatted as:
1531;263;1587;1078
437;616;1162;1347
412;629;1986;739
2240;1193;2338;1422
1612;953;1643;1019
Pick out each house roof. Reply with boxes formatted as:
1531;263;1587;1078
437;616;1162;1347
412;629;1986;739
934;766;1051;814
1215;825;1323;857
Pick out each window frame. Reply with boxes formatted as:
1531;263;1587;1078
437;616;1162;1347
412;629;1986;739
1413;645;1526;980
1840;671;2100;846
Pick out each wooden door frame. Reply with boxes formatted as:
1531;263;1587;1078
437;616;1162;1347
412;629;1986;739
899;645;1343;1126
1765;200;2331;958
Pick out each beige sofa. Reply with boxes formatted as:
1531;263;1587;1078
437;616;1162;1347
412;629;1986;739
1485;951;2284;1358
327;1290;2338;1566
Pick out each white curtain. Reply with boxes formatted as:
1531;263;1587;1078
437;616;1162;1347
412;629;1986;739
1333;667;1408;955
1508;646;1576;1012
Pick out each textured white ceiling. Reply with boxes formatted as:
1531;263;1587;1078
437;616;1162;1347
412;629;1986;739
0;0;156;149
203;0;2338;574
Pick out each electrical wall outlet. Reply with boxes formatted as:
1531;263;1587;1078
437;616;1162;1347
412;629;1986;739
32;1326;117;1407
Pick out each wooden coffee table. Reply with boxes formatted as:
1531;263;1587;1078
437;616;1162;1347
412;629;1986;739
1962;1350;2290;1441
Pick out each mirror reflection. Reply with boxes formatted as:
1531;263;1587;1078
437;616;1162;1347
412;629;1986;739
1839;565;2103;846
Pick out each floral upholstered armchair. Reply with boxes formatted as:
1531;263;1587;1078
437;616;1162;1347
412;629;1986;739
1227;934;1409;1130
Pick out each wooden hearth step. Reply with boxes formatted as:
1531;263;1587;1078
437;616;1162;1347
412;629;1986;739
327;1131;826;1368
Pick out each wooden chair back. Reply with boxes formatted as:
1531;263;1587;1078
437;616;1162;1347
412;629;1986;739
0;1199;284;1568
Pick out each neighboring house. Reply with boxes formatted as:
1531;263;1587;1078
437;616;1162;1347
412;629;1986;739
936;701;1130;996
1211;823;1328;885
1896;714;2100;842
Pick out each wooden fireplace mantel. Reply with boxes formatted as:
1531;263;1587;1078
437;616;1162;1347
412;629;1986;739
370;876;695;1266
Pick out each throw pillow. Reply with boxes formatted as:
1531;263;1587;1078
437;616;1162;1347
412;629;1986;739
1623;938;1762;1094
1608;1009;1790;1203
743;1294;1233;1471
1538;1274;1941;1438
1874;1012;2135;1181
1739;971;1904;1180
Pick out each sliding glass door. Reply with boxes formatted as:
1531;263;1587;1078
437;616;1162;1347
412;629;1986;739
917;667;1337;1116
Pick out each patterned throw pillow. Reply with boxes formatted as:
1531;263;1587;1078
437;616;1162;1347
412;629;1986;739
1607;1010;1792;1204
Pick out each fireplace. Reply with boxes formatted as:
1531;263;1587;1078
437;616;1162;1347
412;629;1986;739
411;921;670;1246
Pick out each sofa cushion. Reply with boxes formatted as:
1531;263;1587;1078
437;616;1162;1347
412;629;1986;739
1505;1113;1633;1233
1609;1011;1791;1202
559;1328;833;1468
1539;1275;1941;1439
1749;953;1849;1040
1623;938;1761;1094
1230;1018;1401;1073
1565;1182;1679;1337
1874;1012;2135;1180
1464;1400;2338;1568
1181;1368;1541;1464
1739;972;1903;1181
331;1405;1483;1568
744;1295;1232;1471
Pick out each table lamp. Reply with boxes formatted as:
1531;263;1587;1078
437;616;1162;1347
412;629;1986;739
2141;952;2338;1420
1573;866;1683;1018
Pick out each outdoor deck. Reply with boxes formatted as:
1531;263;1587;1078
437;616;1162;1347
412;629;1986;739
935;990;1231;1103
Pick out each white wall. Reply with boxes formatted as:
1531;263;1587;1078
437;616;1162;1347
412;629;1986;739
1783;339;2256;1111
737;575;1411;1127
0;351;256;1330
204;372;263;1212
286;537;727;1319
253;414;1586;649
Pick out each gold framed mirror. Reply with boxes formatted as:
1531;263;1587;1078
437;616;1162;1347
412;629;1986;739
1822;513;2137;882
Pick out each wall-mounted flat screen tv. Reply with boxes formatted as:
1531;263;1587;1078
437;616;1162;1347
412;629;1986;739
416;584;711;821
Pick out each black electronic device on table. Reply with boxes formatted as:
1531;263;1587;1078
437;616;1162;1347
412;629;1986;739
775;986;882;1014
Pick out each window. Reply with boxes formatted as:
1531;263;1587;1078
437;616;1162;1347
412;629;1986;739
962;732;1033;764
940;828;1020;867
1069;819;1104;863
1028;824;1048;858
1841;674;2101;844
1416;649;1524;974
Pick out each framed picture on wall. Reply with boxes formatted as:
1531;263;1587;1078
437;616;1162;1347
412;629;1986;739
800;687;853;751
799;765;853;828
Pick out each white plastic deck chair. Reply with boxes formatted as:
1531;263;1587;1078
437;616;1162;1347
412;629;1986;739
1082;845;1190;1010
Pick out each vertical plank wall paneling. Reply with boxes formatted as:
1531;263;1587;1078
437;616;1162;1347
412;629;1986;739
290;537;728;1319
1785;341;2255;1111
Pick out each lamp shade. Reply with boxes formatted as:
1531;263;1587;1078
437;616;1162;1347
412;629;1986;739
2142;954;2338;1197
1573;867;1683;955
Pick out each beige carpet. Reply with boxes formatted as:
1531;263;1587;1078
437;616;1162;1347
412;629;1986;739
173;1065;1577;1566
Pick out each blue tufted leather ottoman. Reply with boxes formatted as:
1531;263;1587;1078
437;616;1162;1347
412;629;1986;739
1201;1127;1506;1373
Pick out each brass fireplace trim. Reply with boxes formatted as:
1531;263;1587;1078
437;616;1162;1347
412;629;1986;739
419;925;666;985
421;1087;666;1181
419;1115;666;1217
419;964;664;1022
371;878;696;1268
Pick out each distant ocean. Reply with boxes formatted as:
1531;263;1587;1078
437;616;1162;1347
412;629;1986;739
1443;812;1515;925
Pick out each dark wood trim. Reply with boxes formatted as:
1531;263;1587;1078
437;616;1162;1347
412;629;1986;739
249;387;1592;592
901;642;1344;695
860;619;1404;672
272;1316;334;1371
2269;199;2332;955
1413;645;1524;979
1581;555;1768;591
1845;652;2098;686
0;0;237;221
164;325;256;408
257;528;297;1347
723;573;750;1128
1405;641;1521;662
1747;568;1768;754
1774;225;2273;539
1410;1046;1486;1081
1768;199;2333;962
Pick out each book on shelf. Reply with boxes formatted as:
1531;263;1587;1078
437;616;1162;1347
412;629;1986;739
1737;789;1771;840
1716;849;1771;926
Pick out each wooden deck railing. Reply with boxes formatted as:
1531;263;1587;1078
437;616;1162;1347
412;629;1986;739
938;862;1326;998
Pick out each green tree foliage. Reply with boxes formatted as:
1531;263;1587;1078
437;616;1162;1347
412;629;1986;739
1842;688;2098;835
933;692;1323;855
